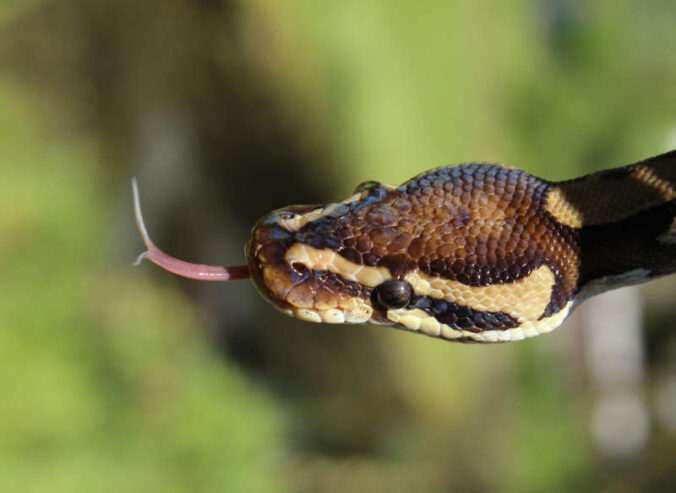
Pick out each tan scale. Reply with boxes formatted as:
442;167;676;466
404;264;556;322
133;150;676;344
631;165;676;202
386;301;573;343
285;244;556;325
277;187;397;232
283;243;559;333
544;187;584;228
556;158;676;226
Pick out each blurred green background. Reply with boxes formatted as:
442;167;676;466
1;1;675;491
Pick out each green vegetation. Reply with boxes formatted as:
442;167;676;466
1;1;674;491
0;84;286;492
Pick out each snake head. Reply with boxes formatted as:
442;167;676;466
133;166;579;343
244;167;580;343
134;150;676;343
246;194;388;325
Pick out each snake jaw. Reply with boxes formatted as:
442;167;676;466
246;204;379;325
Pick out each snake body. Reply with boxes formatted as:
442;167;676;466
245;151;676;343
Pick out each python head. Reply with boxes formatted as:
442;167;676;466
245;186;407;327
133;150;676;343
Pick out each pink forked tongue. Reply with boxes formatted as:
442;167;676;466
131;178;250;281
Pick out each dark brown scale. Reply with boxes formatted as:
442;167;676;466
243;151;675;338
283;163;580;318
580;201;676;285
133;150;675;342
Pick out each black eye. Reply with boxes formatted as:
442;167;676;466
354;180;381;194
374;280;413;309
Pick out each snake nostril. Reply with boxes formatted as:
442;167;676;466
373;279;413;309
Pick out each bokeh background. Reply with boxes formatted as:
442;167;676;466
1;1;675;491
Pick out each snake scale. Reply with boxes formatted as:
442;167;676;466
133;150;676;343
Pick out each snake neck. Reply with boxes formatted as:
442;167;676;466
551;150;676;300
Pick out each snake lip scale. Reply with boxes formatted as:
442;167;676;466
133;150;675;343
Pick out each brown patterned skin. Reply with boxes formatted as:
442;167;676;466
246;150;676;343
569;151;676;296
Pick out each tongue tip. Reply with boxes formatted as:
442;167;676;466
131;178;251;282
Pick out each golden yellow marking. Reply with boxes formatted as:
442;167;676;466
276;190;377;232
404;265;556;323
558;164;675;226
320;309;346;323
278;208;328;232
291;303;373;325
276;183;400;233
282;241;570;338
287;244;556;324
387;301;573;343
285;243;391;287
420;316;442;337
386;308;426;333
631;165;676;202
343;302;374;323
545;187;583;228
512;301;572;338
340;192;362;204
295;308;322;323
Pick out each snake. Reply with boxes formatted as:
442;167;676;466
133;150;676;343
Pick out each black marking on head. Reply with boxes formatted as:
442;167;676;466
377;253;416;278
296;217;344;251
411;295;519;332
373;280;413;309
318;270;373;300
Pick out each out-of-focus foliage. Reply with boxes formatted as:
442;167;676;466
0;0;675;492
0;83;286;492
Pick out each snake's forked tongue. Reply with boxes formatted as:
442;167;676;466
131;178;250;281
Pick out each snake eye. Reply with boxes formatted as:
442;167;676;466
374;280;413;309
354;180;381;194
